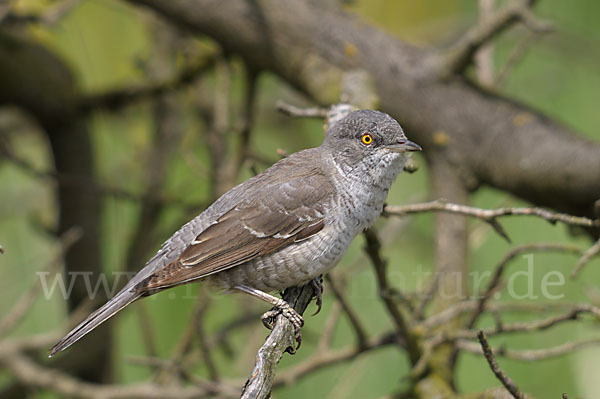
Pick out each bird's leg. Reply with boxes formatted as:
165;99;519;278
234;285;304;342
310;275;324;315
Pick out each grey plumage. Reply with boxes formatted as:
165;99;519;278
49;109;420;356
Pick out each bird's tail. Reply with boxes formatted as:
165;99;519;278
49;287;142;357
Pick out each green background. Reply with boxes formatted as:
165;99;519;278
1;0;599;397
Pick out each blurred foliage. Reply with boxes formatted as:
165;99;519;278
1;0;600;398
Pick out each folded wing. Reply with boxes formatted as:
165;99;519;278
137;168;333;292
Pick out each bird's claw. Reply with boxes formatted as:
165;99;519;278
260;302;304;352
310;276;324;315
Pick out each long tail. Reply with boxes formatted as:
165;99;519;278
49;287;142;357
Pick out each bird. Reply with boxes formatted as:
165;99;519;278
49;109;421;357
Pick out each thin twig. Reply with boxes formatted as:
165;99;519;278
276;101;328;118
572;238;600;278
0;144;193;207
233;65;258;178
0;228;82;336
477;330;525;399
273;331;401;388
413;266;445;320
136;305;158;358
413;305;600;377
202;54;232;199
0;0;81;25
458;336;600;361
493;31;538;87
209;310;264;357
193;296;220;381
475;0;496;86
467;243;582;329
79;54;217;114
325;274;369;349
431;307;598;347
432;0;553;77
317;302;342;353
0;342;234;399
384;200;599;243
363;228;420;364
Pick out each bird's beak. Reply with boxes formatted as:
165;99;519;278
386;140;422;153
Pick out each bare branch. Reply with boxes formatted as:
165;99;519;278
325;274;369;349
276;101;329;119
233;65;259;178
0;143;194;207
0;228;82;336
413;265;445;320
429;307;600;347
0;0;81;26
493;31;538;87
477;330;525;399
432;0;553;77
467;243;583;329
125;0;600;224
0;342;234;399
572;238;600;278
273;331;400;388
420;300;600;331
475;0;496;86
241;284;315;399
193;297;220;381
384;200;599;242
79;53;217;114
317;302;341;353
414;304;600;378
363;228;420;364
458;336;600;361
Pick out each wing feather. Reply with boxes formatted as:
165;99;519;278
137;168;333;292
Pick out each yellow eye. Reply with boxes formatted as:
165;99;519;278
361;134;373;145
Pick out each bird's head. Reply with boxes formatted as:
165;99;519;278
323;110;421;172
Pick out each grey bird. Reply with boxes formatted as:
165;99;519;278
49;109;421;356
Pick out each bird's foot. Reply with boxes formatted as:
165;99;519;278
261;299;304;352
234;285;305;352
310;275;324;315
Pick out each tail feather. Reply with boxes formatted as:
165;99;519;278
49;288;141;357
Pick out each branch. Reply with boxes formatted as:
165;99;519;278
241;284;315;399
78;53;217;114
273;331;401;388
276;101;328;118
363;228;420;364
232;65;259;178
0;143;194;207
413;305;600;377
477;330;525;399
384;200;599;243
325;274;369;349
0;342;235;399
467;243;583;329
427;307;600;350
0;228;82;336
432;0;553;77
571;238;600;277
0;0;81;26
418;301;600;331
457;336;600;361
125;0;600;223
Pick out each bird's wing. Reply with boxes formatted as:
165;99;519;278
137;168;333;292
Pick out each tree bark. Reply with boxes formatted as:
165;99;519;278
128;0;600;220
